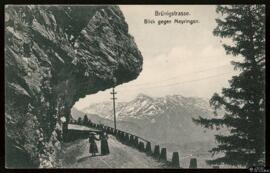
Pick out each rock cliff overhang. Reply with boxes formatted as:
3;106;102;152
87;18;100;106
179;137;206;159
5;5;143;167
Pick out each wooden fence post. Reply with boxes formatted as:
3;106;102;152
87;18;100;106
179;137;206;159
160;148;167;161
118;131;122;141
189;158;197;168
123;133;126;142
126;134;131;146
122;133;127;144
171;152;180;168
125;134;130;144
119;132;123;141
116;130;120;140
120;132;125;142
145;142;152;155
134;136;139;147
138;141;145;152
129;135;134;146
153;145;160;158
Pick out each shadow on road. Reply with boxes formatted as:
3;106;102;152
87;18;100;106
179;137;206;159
77;154;104;163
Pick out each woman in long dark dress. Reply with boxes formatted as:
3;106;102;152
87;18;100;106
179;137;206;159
100;132;110;155
89;132;99;156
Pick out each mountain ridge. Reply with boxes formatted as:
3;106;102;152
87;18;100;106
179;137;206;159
80;93;213;121
72;93;218;146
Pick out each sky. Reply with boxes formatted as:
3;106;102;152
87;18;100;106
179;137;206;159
74;5;240;110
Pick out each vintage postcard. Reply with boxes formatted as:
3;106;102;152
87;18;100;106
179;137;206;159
4;4;266;170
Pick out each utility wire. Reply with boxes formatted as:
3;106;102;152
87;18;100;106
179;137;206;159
118;71;235;91
124;63;231;87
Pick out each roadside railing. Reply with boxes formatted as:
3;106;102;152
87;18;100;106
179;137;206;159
69;121;199;168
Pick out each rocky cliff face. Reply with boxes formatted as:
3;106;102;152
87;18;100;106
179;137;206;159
5;5;143;168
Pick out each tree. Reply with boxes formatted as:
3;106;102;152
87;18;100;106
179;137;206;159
83;114;89;125
193;5;265;167
77;117;82;125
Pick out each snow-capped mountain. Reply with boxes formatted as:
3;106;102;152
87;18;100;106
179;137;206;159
82;93;213;121
77;93;218;146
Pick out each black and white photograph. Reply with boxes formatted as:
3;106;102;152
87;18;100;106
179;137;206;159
4;4;266;169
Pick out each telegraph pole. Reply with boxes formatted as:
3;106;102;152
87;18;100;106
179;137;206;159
111;77;117;130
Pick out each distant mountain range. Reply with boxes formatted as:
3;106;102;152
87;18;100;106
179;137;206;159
72;93;220;146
